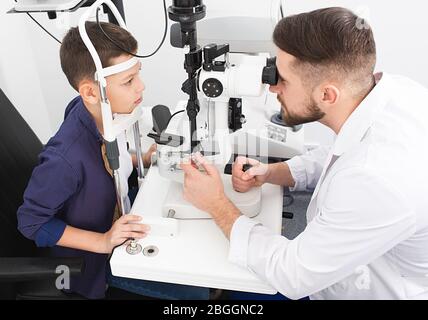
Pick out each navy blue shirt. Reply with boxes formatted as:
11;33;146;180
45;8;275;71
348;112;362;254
17;96;117;299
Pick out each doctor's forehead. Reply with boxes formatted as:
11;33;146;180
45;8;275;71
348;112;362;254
277;50;296;70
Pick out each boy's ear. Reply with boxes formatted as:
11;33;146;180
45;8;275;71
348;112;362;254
78;79;99;105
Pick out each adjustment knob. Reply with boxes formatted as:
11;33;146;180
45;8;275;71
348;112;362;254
202;78;223;98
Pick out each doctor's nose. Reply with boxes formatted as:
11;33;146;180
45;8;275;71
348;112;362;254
269;84;281;94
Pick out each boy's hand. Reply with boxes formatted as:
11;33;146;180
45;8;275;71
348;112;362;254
143;143;157;168
232;156;270;193
101;214;150;253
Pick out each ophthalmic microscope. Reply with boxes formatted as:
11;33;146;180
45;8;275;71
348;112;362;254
147;0;282;220
109;0;297;294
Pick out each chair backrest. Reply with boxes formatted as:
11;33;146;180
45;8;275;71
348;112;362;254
0;89;43;257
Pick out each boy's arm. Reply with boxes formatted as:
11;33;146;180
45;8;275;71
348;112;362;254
57;214;149;254
17;148;80;246
57;226;107;253
130;143;157;168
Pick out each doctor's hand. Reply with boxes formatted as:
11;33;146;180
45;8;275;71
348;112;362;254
180;153;229;214
181;153;242;238
102;214;150;254
232;156;270;193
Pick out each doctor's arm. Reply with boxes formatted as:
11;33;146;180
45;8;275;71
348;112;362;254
229;167;416;299
232;146;331;192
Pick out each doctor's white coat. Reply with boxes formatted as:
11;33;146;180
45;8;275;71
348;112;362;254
229;73;428;300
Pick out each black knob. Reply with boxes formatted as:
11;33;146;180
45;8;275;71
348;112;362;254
202;78;223;98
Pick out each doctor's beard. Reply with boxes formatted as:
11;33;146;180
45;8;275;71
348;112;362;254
277;95;325;126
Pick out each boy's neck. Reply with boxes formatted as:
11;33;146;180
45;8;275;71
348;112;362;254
82;99;104;135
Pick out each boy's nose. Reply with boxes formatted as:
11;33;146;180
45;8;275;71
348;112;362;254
136;78;145;93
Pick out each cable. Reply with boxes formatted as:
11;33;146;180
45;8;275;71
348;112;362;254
280;0;286;18
282;184;294;219
26;13;62;44
96;0;168;59
14;0;62;44
16;0;168;53
165;110;185;131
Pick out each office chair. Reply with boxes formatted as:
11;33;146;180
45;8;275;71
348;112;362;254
0;88;86;299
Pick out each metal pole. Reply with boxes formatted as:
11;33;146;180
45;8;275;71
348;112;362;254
132;122;145;181
113;170;126;215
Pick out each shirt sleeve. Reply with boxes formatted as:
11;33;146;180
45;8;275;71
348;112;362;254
286;146;331;192
228;166;416;300
17;147;81;247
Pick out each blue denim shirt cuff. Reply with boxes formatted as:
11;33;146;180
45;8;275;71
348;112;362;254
35;218;67;247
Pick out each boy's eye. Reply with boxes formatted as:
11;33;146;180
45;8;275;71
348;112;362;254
124;78;133;85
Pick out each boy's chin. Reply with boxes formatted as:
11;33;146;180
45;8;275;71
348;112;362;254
113;106;136;115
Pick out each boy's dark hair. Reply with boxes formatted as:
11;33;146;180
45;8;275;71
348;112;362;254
60;21;138;91
273;7;376;97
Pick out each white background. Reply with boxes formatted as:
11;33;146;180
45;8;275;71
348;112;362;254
1;0;427;145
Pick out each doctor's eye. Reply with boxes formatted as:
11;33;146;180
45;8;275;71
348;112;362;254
279;76;287;84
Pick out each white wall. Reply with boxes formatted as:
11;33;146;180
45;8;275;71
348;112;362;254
1;0;428;146
0;2;54;143
278;0;428;146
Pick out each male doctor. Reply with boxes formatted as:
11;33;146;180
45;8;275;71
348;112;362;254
180;7;428;299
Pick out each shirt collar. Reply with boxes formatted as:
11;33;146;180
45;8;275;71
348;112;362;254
332;72;390;156
75;97;104;143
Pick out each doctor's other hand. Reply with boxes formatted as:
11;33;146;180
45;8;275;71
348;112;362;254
232;156;270;193
102;214;150;254
143;143;157;168
180;153;228;214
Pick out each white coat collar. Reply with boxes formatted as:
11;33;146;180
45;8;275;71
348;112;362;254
332;72;390;156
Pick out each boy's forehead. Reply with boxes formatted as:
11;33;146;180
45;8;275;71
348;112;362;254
110;53;134;65
121;60;141;76
106;55;141;79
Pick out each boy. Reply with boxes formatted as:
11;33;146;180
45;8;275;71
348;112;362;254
17;22;208;299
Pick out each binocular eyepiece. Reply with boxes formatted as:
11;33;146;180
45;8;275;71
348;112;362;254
262;57;279;86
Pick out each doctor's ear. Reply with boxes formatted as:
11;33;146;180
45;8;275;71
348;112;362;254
319;85;340;106
78;80;100;105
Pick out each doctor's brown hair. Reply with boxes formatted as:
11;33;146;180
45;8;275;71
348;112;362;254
273;7;377;97
60;21;137;91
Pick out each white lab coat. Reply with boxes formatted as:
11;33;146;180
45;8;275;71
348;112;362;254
228;73;428;300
